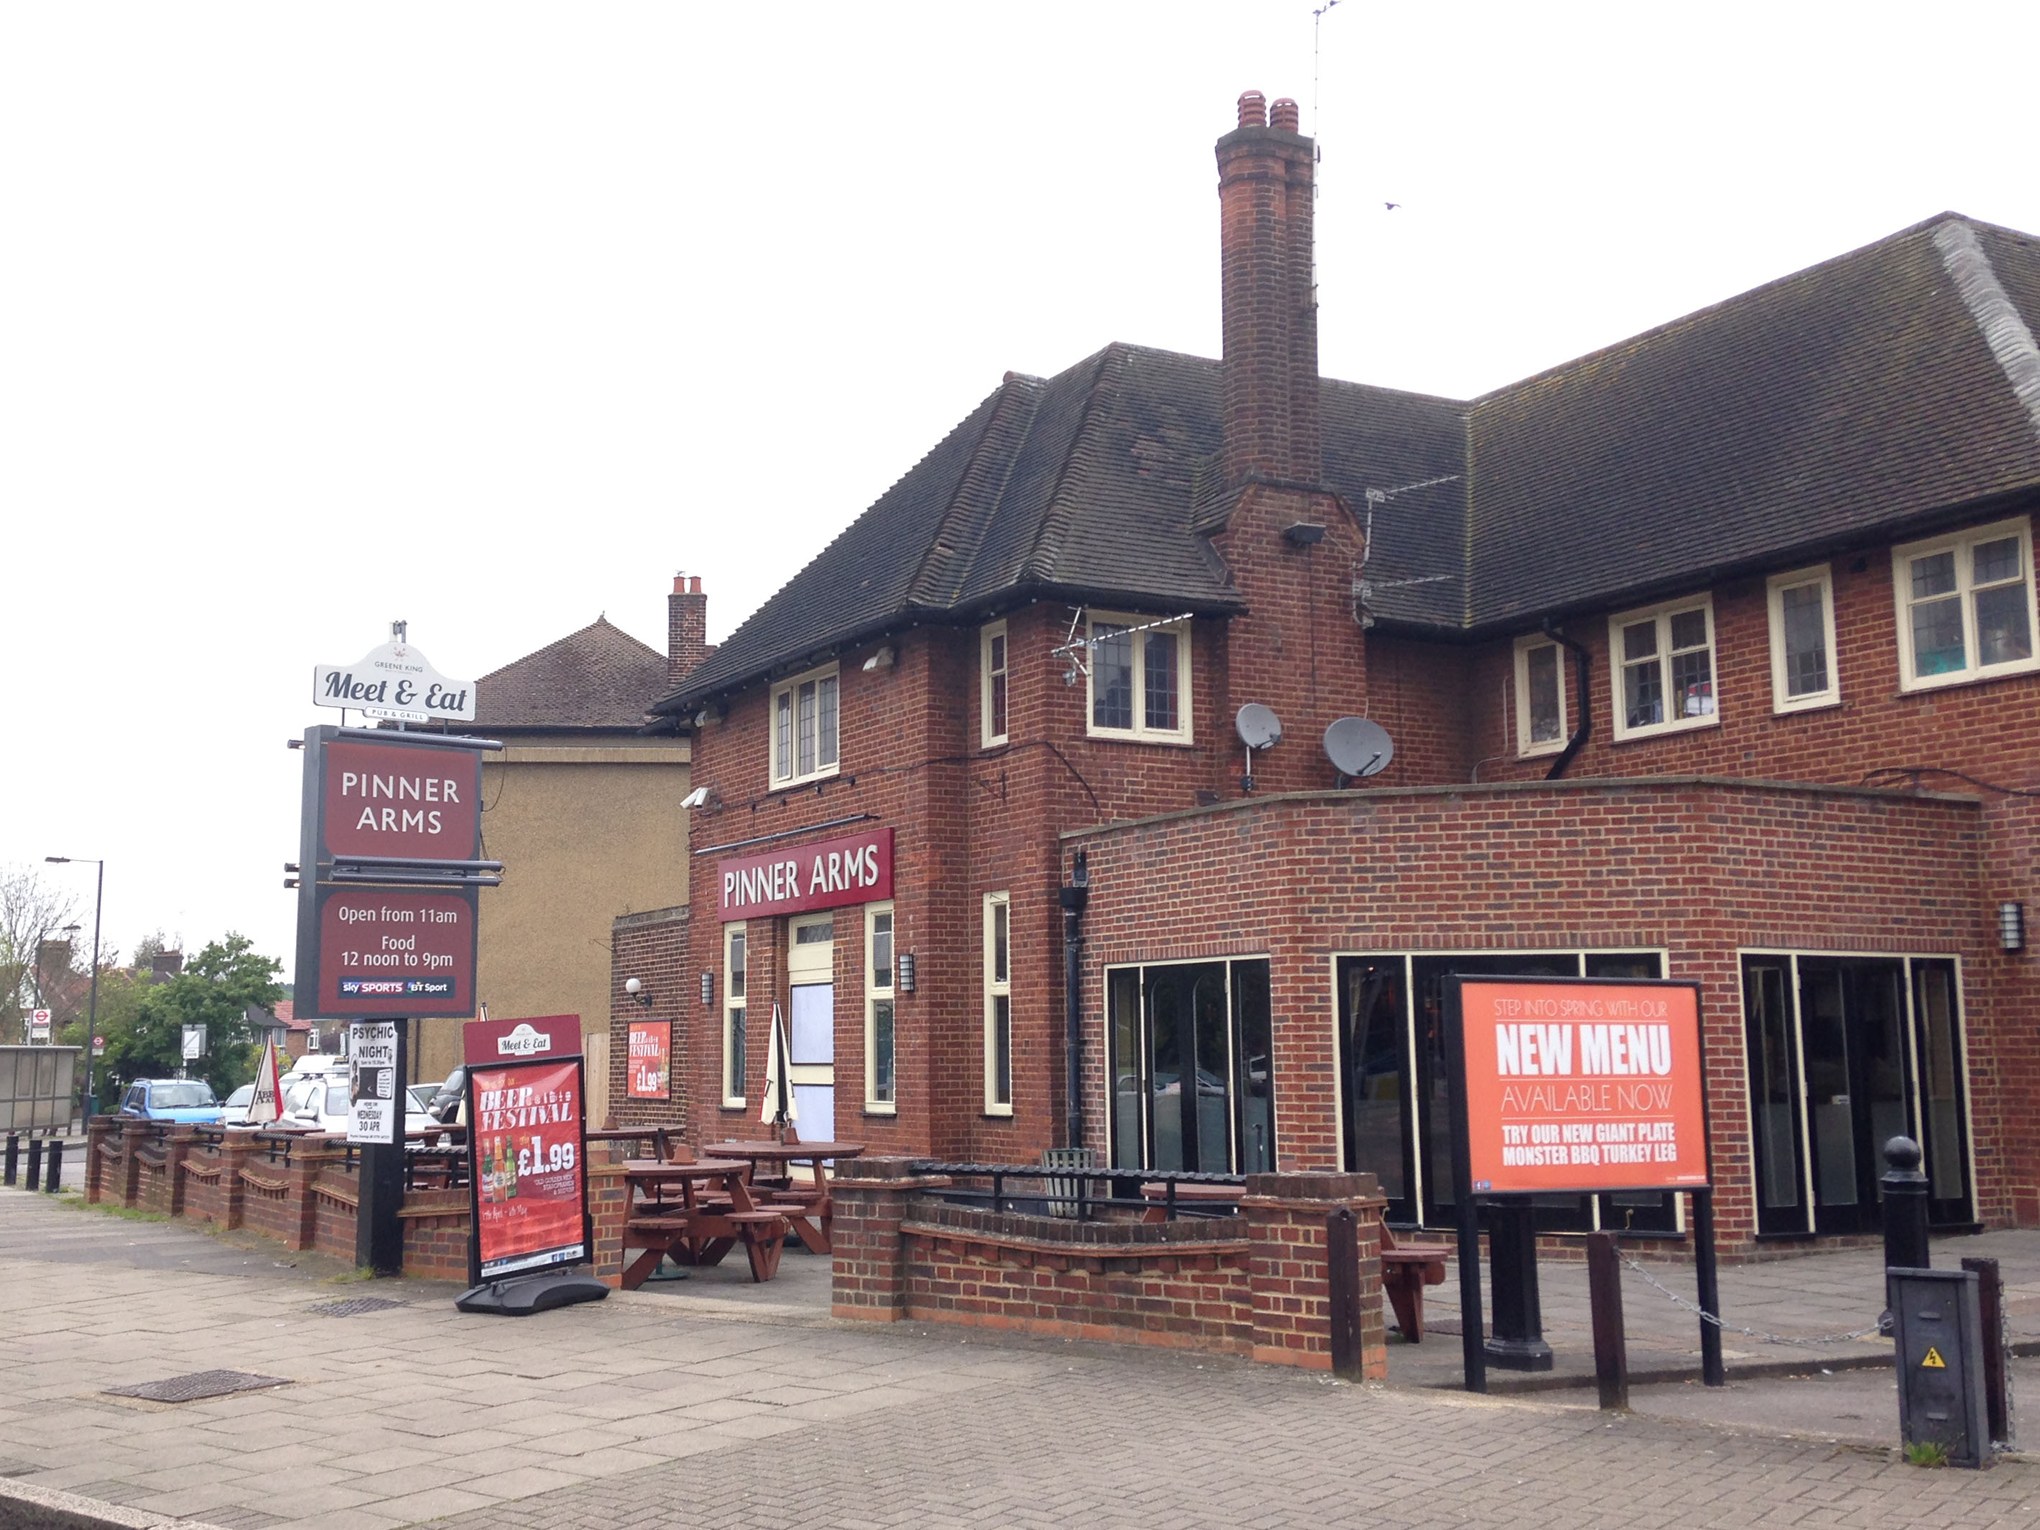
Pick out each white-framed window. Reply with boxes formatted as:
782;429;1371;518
1513;635;1568;756
722;923;747;1107
769;663;840;788
1087;612;1192;744
1767;566;1839;712
1892;517;2039;691
980;621;1009;748
1609;596;1718;740
864;902;896;1113
983;892;1012;1115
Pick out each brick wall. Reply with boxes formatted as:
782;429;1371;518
830;1157;1387;1373
609;906;689;1132
1068;777;1990;1252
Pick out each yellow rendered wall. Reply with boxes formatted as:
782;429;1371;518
412;735;689;1085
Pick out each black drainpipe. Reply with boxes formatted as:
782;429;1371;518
1060;850;1091;1150
1542;621;1593;781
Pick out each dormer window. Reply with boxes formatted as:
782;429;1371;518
770;663;840;788
1087;612;1192;744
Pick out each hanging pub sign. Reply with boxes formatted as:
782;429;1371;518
464;1055;590;1283
627;1020;671;1100
1451;977;1711;1195
313;627;476;724
716;826;893;921
293;723;498;1021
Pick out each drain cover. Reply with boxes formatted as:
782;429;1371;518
306;1296;407;1317
104;1370;292;1404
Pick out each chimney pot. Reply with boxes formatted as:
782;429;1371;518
669;574;709;686
1269;97;1300;133
1237;90;1267;129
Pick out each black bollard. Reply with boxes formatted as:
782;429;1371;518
1880;1135;1930;1335
3;1134;17;1186
25;1137;43;1191
1326;1208;1364;1380
43;1139;64;1193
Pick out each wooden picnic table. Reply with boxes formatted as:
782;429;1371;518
701;1141;865;1255
621;1158;789;1287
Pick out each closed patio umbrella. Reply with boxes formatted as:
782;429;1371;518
760;1000;796;1139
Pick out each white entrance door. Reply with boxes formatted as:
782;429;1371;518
786;913;835;1141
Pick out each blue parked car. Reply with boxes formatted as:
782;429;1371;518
118;1079;225;1125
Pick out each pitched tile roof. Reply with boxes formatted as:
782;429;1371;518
656;213;2040;712
476;617;669;730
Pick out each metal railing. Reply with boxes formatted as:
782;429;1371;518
904;1160;1245;1223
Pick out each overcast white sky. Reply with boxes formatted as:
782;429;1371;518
4;2;2037;980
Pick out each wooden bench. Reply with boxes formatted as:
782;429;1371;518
725;1209;789;1281
622;1213;697;1290
1380;1224;1451;1342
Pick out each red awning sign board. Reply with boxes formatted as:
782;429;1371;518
716;827;893;921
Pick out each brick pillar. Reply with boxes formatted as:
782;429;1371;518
164;1127;197;1217
830;1157;952;1322
84;1117;118;1204
1243;1170;1387;1376
289;1142;343;1251
588;1162;630;1288
216;1133;258;1229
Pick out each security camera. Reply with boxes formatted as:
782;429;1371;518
681;786;710;809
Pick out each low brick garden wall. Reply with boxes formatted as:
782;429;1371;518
828;1158;1390;1375
84;1117;480;1280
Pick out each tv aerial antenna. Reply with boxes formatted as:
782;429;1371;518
1052;607;1195;685
1354;474;1460;629
1235;703;1283;793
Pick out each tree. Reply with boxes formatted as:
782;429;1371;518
111;934;284;1099
0;864;78;1043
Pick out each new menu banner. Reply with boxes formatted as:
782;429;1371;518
466;1056;588;1281
1454;978;1710;1195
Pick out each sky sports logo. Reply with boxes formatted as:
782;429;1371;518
340;978;456;997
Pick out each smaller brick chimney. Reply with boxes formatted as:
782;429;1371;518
668;574;707;686
1216;90;1321;488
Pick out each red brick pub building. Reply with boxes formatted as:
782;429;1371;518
622;92;2040;1257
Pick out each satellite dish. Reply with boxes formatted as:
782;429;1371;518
1324;717;1394;780
1235;703;1283;751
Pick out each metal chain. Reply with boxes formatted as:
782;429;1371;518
1619;1251;1886;1347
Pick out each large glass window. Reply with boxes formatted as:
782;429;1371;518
1740;953;1972;1236
1086;612;1192;743
1610;598;1716;740
1334;950;1667;1232
1105;957;1274;1175
1893;517;2039;690
865;903;895;1112
1767;566;1838;712
770;664;840;787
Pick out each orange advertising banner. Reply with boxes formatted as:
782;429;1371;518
1456;979;1710;1195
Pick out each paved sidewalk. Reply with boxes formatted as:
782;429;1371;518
4;1187;2040;1529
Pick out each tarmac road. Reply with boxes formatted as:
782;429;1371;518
3;1186;2038;1529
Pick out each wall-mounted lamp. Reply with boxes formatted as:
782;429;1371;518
625;977;653;1008
862;645;896;672
700;971;715;1007
1999;901;2026;953
897;951;917;994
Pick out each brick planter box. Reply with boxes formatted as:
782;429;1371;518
831;1158;1388;1375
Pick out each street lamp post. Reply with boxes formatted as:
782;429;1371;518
45;857;103;1122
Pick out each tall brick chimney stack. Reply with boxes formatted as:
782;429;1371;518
1216;90;1321;489
668;574;706;687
